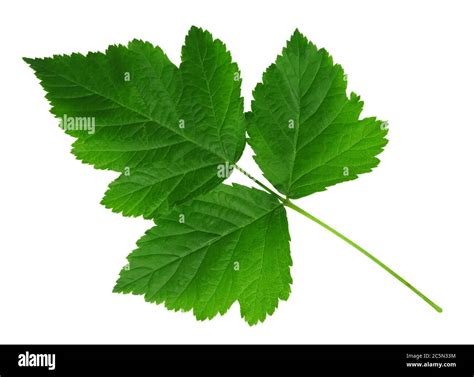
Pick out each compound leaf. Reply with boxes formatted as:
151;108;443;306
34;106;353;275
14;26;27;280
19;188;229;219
247;30;388;198
114;184;292;325
24;27;245;219
24;27;405;325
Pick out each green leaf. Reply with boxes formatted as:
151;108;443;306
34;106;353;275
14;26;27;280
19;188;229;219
100;159;223;219
25;27;435;324
24;27;245;218
113;184;292;325
247;29;388;198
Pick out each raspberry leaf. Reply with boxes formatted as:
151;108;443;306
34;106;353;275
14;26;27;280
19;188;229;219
25;27;442;325
24;27;245;219
114;184;292;325
247;30;388;198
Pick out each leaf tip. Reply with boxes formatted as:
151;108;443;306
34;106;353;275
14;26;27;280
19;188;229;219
290;28;307;42
292;27;302;36
187;25;207;38
23;56;40;69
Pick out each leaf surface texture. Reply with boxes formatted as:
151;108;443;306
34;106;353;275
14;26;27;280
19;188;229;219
247;30;388;198
114;184;292;325
25;27;245;218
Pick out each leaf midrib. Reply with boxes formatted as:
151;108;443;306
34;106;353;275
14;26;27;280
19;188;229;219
125;202;284;292
42;63;230;162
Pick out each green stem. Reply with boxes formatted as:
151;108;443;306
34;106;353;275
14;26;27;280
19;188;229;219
235;164;443;313
284;200;442;313
234;165;286;201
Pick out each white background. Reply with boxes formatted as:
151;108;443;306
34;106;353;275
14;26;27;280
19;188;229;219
0;0;473;344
